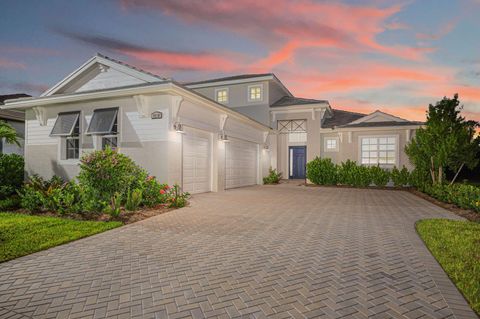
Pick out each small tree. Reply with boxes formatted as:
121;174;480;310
0;120;20;146
405;94;479;185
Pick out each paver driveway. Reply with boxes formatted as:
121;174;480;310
0;185;476;319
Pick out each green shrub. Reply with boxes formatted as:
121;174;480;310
0;196;20;210
355;165;372;187
125;188;143;211
409;168;430;191
391;166;410;187
263;167;282;184
168;184;189;208
337;160;356;185
422;183;480;213
104;192;122;217
141;176;169;207
78;148;147;211
369;165;390;187
19;175;81;214
0;153;24;199
306;157;338;185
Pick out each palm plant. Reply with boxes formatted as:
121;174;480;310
0;120;20;146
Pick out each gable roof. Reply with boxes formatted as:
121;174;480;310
41;53;165;97
0;94;30;122
271;96;329;107
322;109;367;128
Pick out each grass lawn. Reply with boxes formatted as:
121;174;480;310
416;219;480;316
0;212;122;262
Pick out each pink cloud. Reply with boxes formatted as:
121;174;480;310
0;57;25;69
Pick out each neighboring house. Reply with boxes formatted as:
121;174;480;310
1;54;423;193
0;94;30;155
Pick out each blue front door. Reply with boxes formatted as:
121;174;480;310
289;146;306;179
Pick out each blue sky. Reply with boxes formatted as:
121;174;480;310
0;0;479;122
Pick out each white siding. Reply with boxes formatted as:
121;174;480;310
75;68;145;93
26;118;56;145
125;111;169;142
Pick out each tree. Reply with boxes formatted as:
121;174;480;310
405;94;480;185
0;120;20;146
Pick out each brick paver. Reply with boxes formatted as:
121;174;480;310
0;185;476;319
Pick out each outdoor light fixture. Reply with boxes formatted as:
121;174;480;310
219;131;229;142
173;122;185;134
263;144;269;150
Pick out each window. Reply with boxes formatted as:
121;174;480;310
66;119;80;159
248;85;263;102
50;111;81;160
86;108;118;135
325;137;338;152
361;136;396;165
278;120;307;143
215;88;228;104
101;115;118;151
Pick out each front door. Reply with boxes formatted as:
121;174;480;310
289;146;306;179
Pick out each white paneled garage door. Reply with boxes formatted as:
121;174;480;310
183;130;211;194
226;140;258;189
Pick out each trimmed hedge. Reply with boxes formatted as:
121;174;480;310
423;183;480;213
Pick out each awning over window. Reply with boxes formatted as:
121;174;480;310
86;108;118;135
50;112;80;136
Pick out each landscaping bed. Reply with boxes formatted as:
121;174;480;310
416;219;480;316
0;212;121;263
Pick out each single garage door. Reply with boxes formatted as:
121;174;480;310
183;130;211;194
226;140;258;189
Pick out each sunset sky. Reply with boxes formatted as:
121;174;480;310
0;0;479;123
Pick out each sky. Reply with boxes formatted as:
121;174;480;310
0;0;479;123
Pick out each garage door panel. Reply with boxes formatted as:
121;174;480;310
226;140;258;189
183;131;211;194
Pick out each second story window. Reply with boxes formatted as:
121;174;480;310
216;88;228;104
248;85;263;102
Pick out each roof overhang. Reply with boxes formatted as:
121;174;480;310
2;82;271;132
320;124;424;132
270;103;331;122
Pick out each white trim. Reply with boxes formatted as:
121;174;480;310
324;137;339;152
247;84;264;103
357;134;399;167
3;82;271;132
320;125;423;133
41;55;161;97
214;87;229;104
348;110;409;125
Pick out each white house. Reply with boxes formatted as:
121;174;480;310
1;54;423;193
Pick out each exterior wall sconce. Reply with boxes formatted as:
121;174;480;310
263;144;269;150
174;122;185;134
219;131;229;142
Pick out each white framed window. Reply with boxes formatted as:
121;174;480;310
86;107;120;151
248;84;263;102
360;136;397;165
50;111;81;160
215;88;228;104
101;116;118;151
324;137;339;152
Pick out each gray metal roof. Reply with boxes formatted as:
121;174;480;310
322;109;366;128
271;96;329;107
96;53;166;81
184;73;274;86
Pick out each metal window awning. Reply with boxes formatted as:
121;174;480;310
86;108;118;135
50;112;80;136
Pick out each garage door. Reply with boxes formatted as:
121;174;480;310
226;140;258;189
183;130;211;194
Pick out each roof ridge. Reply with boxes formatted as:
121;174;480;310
96;53;166;80
184;73;275;85
332;108;368;116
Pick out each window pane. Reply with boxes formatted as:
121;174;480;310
102;136;118;150
379;137;387;144
66;138;79;159
51;112;80;136
387;137;396;144
87;108;118;135
361;138;369;145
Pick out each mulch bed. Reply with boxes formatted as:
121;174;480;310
8;205;175;224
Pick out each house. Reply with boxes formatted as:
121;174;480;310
0;94;30;155
1;54;422;193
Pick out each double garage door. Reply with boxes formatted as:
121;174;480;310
183;129;259;193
